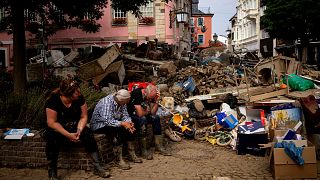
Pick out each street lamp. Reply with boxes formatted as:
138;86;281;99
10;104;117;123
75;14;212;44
212;33;218;43
169;9;189;29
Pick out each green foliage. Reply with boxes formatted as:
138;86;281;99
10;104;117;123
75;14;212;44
261;0;320;42
0;87;48;129
80;84;106;113
0;77;106;130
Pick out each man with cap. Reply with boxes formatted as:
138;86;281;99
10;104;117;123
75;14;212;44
91;89;142;171
127;84;171;160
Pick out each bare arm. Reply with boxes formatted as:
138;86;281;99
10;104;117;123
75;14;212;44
46;108;77;140
134;105;149;117
150;103;159;115
76;102;88;136
150;89;160;115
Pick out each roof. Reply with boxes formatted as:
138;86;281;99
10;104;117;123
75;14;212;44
192;0;199;4
229;13;237;21
192;2;214;16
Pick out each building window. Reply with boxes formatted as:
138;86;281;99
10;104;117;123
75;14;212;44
0;8;5;22
24;9;39;22
197;17;204;26
198;34;204;45
191;27;195;33
113;9;127;19
140;2;154;17
112;8;127;25
190;18;194;26
84;12;94;20
139;2;154;24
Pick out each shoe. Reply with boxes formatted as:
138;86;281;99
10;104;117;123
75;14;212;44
154;135;172;156
127;141;143;163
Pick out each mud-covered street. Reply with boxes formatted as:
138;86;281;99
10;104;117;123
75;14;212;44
0;140;276;180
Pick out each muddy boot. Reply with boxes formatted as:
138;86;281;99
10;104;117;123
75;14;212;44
90;152;111;178
114;146;131;170
140;137;153;160
154;135;172;156
127;141;143;163
48;160;58;180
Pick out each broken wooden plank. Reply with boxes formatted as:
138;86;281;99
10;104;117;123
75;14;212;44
249;89;287;102
249;89;288;102
122;54;168;65
287;89;320;99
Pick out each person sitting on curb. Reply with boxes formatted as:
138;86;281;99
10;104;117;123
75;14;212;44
127;84;171;160
91;89;142;171
44;79;109;180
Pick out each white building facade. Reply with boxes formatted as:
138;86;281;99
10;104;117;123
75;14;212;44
232;0;260;55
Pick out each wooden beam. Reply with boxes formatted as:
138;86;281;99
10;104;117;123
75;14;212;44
122;54;167;65
249;89;288;102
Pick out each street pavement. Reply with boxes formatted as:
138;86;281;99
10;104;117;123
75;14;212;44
0;139;319;180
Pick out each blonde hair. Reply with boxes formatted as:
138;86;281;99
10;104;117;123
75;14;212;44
145;84;157;95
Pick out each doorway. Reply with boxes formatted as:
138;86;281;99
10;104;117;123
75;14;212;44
0;49;6;68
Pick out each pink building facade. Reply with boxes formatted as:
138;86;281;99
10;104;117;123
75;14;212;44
0;0;192;69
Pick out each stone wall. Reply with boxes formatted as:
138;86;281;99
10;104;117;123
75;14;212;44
0;131;114;170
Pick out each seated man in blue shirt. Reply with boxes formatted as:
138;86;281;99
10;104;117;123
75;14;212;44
91;89;142;171
127;84;171;160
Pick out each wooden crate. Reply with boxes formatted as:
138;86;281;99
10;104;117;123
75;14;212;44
92;60;126;85
76;44;121;80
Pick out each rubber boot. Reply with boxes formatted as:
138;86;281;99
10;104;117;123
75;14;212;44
154;135;172;156
127;141;143;163
48;160;58;180
114;146;131;170
140;137;153;160
90;152;111;178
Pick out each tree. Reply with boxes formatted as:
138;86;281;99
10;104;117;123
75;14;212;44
0;0;160;94
261;0;320;62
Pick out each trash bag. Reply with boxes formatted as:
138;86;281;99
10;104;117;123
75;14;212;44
224;93;238;109
283;74;314;91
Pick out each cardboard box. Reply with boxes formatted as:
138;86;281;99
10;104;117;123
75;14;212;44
271;141;317;179
270;129;288;142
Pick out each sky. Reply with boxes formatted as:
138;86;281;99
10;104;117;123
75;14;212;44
198;0;236;36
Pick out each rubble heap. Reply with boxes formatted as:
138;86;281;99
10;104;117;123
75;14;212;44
162;62;251;94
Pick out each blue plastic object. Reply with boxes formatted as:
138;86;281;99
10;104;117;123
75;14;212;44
274;141;305;165
221;114;239;129
178;76;196;93
216;112;227;127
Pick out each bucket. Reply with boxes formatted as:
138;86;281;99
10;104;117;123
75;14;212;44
179;76;196;92
171;114;183;125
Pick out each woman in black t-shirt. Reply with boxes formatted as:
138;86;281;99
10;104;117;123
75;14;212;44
45;79;109;179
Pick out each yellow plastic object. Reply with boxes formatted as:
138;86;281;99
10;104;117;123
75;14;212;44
180;125;192;132
205;136;217;145
172;114;183;125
